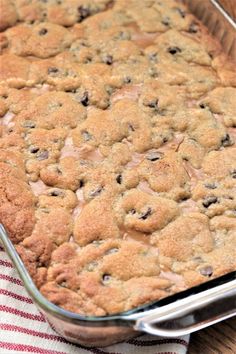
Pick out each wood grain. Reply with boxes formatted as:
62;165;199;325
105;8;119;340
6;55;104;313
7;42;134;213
188;317;236;354
217;0;236;20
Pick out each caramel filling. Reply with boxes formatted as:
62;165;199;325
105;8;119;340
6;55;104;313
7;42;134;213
61;137;104;162
213;113;224;125
30;84;52;94
73;189;86;218
180;199;199;215
29;179;49;196
187;99;198;108
111;84;142;103
183;160;205;181
228;127;236;141
160;271;186;290
137;180;156;195
1;111;15;127
122;228;151;245
132;31;158;49
126;151;144;168
128;23;159;49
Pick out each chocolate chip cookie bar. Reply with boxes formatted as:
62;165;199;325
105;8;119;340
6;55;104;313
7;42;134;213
0;0;235;316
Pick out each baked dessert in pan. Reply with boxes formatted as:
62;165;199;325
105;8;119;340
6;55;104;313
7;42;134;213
0;0;235;317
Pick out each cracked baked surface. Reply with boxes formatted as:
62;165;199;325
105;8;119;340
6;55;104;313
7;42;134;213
0;0;235;316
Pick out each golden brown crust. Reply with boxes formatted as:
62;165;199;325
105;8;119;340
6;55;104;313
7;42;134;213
0;151;36;243
0;0;235;316
0;0;18;31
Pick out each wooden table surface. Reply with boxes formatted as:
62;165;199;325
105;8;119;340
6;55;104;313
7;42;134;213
218;0;236;20
188;317;236;353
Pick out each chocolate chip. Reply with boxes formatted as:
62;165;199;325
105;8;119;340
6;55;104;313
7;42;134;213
139;207;152;220
116;174;122;184
105;248;119;255
78;6;90;20
149;67;158;78
148;53;158;62
205;183;217;189
105;85;114;95
189;22;198;33
80;41;88;48
168;47;182;55
199;103;206;109
221;133;233;147
176;8;186;18
180;195;190;201
23;121;36;128
30;147;40;154
79;180;84;188
49;189;65;197
128;123;135;132
202;196;218;208
48;67;59;75
60;281;67;288
147;100;159;109
116;31;131;40
103;55;113;65
123;76;132;84
129;209;136;215
80;91;89;106
82;130;92;141
199;266;213;277
102;274;111;284
209;52;214;59
230;170;236;179
225;195;234;200
162;17;170;26
146;151;164;161
70;89;77;94
90;186;103;197
39;28;48;36
163;137;168;143
56;167;62;175
85;57;92;63
37;150;49;161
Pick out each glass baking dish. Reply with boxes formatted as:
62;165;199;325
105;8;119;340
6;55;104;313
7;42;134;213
0;225;236;346
0;0;236;347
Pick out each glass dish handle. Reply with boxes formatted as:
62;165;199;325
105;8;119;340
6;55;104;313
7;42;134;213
126;278;236;337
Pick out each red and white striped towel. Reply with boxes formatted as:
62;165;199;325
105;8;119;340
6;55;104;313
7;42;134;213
0;245;189;354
